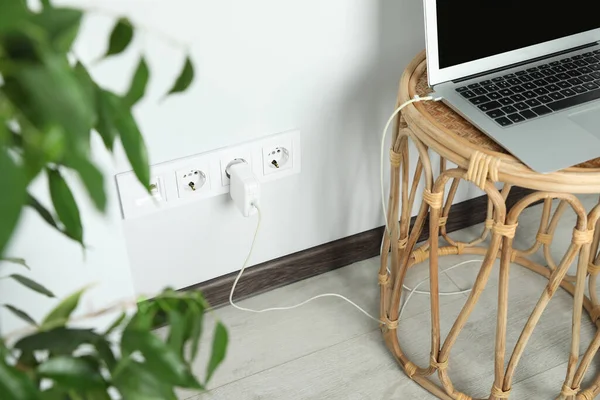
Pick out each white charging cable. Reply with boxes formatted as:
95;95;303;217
229;94;478;325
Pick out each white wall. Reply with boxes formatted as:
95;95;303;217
1;0;479;333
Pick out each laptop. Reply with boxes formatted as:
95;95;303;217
424;0;600;173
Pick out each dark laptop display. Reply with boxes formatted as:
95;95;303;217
436;1;600;69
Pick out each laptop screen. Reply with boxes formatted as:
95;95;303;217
436;0;600;69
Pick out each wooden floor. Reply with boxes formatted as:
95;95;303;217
163;194;600;399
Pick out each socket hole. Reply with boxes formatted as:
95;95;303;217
267;147;289;169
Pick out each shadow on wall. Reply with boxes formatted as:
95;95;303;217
317;0;428;237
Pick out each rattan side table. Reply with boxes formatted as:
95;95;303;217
379;51;600;400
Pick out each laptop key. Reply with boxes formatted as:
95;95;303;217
534;87;550;95
552;66;567;73
583;82;600;90
568;77;584;85
492;77;504;82
591;72;600;79
583;52;593;57
468;83;481;89
533;79;548;87
511;85;526;93
522;82;536;90
525;99;542;107
557;81;572;89
545;75;560;83
586;56;600;64
572;85;588;94
478;101;502;112
514;102;529;111
550;61;561;67
539;64;550;70
561;58;572;63
572;55;583;60
495;117;513;126
538;95;553;103
541;69;555;77
484;84;500;91
594;50;600;54
480;80;492;86
574;59;589;67
547;88;600;112
507;78;522;85
516;71;528;76
526;67;539;72
503;73;517;79
498;97;514;105
461;90;476;99
579;66;593;74
519;74;534;82
568;70;583;77
549;92;565;101
497;81;511;89
523;91;538;99
563;62;577;70
456;86;469;93
520;109;538;119
531;105;553;116
507;113;526;123
511;94;526;102
589;63;600;71
488;92;502;100
545;84;561;92
555;73;571;81
473;87;488;95
499;89;514;96
530;72;545;79
469;95;491;105
501;105;517;114
486;109;505;119
580;75;595;83
560;88;577;97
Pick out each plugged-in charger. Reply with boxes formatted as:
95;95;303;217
227;159;260;217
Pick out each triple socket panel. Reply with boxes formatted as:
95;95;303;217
116;130;301;219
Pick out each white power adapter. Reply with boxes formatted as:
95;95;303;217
227;159;260;217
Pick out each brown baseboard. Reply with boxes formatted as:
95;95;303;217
182;187;533;307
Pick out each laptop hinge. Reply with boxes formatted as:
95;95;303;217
453;42;599;83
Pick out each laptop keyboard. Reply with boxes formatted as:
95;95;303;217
455;49;600;127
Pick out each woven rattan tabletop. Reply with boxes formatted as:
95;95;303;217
398;51;600;193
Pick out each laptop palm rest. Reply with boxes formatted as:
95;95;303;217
569;106;600;140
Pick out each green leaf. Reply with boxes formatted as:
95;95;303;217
33;7;83;52
105;312;127;336
188;301;204;362
8;54;95;146
0;257;30;269
0;147;27;257
164;56;194;98
37;356;105;390
0;1;28;33
66;156;106;212
15;327;100;355
124;57;150;108
102;18;134;59
113;360;177;400
26;194;76;242
121;329;202;389
47;169;83;244
40;386;68;400
41;288;86;330
4;304;37;326
0;358;39;400
94;90;117;151
108;97;150;189
9;274;55;297
166;310;186;358
94;339;116;371
73;63;97;126
206;322;228;383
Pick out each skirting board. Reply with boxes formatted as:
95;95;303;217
181;187;533;308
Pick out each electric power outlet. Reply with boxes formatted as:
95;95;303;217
176;167;209;198
262;134;294;176
219;150;252;186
